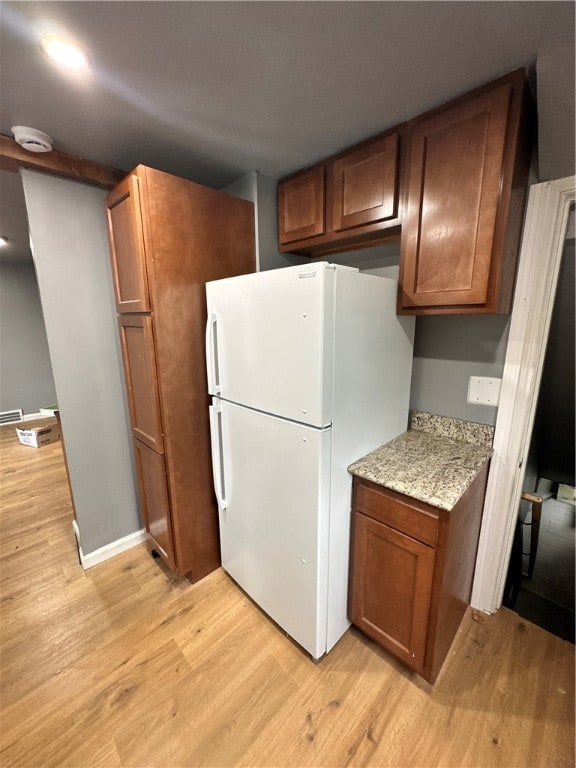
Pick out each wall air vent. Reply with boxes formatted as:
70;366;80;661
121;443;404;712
0;409;24;424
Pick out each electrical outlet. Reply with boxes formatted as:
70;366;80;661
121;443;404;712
467;376;502;406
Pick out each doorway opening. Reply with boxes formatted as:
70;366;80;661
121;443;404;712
472;177;576;618
503;205;575;642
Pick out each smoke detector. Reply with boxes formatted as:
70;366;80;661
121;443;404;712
11;126;53;153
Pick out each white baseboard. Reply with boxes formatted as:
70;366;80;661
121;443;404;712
21;412;47;421
72;522;147;570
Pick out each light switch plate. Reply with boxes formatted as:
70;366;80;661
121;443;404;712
467;376;502;406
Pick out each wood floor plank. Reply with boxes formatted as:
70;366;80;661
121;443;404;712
184;654;299;768
114;607;290;767
1;639;190;768
237;630;409;768
0;422;574;768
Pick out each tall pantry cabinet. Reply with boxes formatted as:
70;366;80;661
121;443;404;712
105;165;255;580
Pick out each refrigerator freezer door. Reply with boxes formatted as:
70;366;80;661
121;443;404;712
211;398;332;659
206;263;336;427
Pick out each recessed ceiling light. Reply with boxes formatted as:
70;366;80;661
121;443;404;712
43;39;89;71
0;237;9;247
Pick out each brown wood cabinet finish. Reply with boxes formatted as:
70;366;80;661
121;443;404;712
277;69;531;315
352;512;436;672
354;481;439;546
133;437;175;569
106;165;255;580
106;175;151;313
398;69;532;315
278;166;325;245
118;314;164;453
277;128;403;256
349;461;490;683
331;133;399;232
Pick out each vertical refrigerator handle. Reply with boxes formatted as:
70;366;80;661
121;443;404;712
205;313;221;394
209;404;227;511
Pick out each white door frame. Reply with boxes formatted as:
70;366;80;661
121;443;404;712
471;176;575;613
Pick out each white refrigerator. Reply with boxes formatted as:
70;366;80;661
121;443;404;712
206;262;414;659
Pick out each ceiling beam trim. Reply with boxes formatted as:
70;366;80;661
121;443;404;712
0;135;125;189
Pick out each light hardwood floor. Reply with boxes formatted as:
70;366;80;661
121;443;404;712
1;421;574;768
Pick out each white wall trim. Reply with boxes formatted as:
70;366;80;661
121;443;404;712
471;176;576;613
21;412;47;422
72;521;147;570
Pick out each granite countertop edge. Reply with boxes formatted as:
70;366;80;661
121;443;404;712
348;414;493;512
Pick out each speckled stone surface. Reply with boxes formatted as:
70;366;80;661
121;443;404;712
348;430;491;511
410;411;494;447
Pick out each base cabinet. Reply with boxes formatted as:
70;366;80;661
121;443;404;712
106;165;255;580
349;462;489;683
352;513;435;672
118;314;164;452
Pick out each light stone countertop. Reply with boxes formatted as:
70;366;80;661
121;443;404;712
348;428;492;512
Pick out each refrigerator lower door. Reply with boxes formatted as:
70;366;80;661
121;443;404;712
210;398;331;659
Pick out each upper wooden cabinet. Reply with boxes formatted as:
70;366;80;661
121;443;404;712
106;175;151;314
278;128;403;255
278;166;325;245
278;69;532;315
331;133;399;232
398;69;532;315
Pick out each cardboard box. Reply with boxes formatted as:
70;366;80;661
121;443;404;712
16;423;61;448
557;484;576;505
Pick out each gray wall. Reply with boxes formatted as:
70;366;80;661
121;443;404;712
224;171;308;272
536;42;576;181
0;257;57;414
409;314;510;426
21;170;140;555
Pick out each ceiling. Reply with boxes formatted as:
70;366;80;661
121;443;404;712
1;1;574;262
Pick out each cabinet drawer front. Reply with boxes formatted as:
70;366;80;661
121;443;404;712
350;512;435;673
331;133;399;232
355;482;438;546
133;438;175;569
278;166;325;244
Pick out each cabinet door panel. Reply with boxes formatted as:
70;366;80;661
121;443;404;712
400;82;512;309
350;512;435;673
331;134;399;231
133;438;175;568
278;166;325;244
119;315;164;452
106;174;151;313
